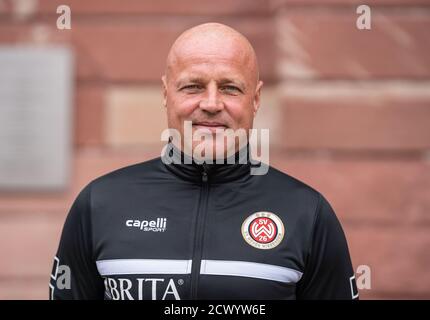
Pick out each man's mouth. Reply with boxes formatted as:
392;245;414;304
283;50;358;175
193;122;228;132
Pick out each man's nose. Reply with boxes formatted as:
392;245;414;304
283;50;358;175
199;83;224;113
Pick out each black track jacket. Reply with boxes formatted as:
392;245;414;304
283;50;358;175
50;143;358;300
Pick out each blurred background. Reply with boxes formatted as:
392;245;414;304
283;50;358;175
0;0;429;299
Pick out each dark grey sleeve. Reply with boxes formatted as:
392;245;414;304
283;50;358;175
296;194;358;300
49;183;105;300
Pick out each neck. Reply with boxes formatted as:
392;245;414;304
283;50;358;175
164;141;250;166
161;141;252;183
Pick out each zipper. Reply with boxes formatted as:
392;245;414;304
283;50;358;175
190;165;209;299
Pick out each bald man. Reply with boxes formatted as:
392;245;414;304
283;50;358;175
50;23;358;300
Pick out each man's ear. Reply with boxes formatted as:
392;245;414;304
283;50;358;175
161;75;168;108
253;80;264;116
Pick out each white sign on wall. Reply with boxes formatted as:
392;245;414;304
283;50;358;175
0;46;73;190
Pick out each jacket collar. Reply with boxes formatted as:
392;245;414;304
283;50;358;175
161;142;252;183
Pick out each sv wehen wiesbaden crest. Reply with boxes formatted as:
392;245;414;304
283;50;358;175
241;212;285;249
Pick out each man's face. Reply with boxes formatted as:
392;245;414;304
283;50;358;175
162;36;263;159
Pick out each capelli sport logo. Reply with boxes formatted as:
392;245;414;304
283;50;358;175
241;212;285;249
126;218;167;232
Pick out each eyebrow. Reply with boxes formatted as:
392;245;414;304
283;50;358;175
176;77;205;88
176;77;246;90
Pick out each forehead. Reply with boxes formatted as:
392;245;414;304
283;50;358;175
169;51;254;85
175;57;247;83
167;33;256;83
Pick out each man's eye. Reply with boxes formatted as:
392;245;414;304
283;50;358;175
181;85;202;91
221;86;241;94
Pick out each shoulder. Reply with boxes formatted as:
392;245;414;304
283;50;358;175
85;156;164;194
264;165;322;202
257;165;332;226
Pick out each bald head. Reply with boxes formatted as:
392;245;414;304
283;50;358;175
161;23;264;158
164;23;260;86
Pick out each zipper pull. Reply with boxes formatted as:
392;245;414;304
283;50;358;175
202;170;208;182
